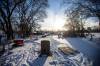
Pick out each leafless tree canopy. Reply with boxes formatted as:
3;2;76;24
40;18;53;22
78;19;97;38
63;0;100;36
0;0;48;39
64;0;100;28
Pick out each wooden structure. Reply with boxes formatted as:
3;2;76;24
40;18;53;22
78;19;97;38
58;44;79;55
40;40;51;56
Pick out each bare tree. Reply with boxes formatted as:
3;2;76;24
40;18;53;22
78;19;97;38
0;0;24;40
64;3;89;36
13;0;48;37
0;0;25;52
88;0;100;30
63;0;100;31
0;0;48;51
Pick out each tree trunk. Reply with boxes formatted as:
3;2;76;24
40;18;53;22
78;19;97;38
6;18;14;40
96;14;100;32
98;18;100;32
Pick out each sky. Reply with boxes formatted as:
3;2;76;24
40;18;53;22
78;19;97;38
40;0;67;31
40;0;99;31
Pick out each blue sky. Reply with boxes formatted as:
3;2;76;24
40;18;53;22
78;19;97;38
48;0;61;13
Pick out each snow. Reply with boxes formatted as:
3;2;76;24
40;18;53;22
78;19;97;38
0;38;40;66
66;37;100;66
0;36;93;66
53;35;73;48
52;36;92;66
85;33;100;46
91;33;100;38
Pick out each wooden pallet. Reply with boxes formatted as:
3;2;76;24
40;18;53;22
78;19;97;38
58;47;78;55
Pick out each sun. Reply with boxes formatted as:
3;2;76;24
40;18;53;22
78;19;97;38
53;15;65;30
41;14;66;31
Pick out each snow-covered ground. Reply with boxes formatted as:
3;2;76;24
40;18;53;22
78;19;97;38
85;33;100;46
52;36;92;66
0;38;41;66
66;37;100;66
0;36;93;66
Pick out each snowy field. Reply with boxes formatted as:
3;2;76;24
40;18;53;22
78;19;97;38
52;36;92;66
85;33;100;46
0;36;93;66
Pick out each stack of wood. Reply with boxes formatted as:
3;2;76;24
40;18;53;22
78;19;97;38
40;40;52;56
